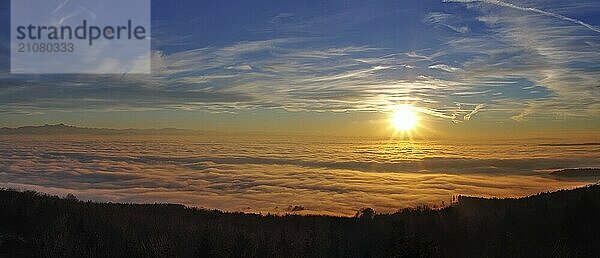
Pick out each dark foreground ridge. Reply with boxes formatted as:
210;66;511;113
1;185;599;257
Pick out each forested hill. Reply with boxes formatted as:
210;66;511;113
1;184;599;257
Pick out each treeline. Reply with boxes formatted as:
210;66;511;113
1;185;599;257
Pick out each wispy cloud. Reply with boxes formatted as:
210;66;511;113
1;38;474;121
425;12;470;33
443;0;600;33
429;63;463;73
464;104;485;121
437;0;600;121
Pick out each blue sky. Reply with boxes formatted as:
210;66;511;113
0;0;599;137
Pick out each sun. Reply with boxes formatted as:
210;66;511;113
391;105;418;132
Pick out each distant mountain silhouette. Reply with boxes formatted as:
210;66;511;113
538;143;600;147
0;124;197;135
551;168;600;179
1;185;599;257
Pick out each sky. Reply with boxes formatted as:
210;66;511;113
0;0;599;138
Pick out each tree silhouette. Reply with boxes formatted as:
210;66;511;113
1;185;599;257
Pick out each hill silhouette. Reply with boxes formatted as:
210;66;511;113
551;168;600;180
1;185;599;257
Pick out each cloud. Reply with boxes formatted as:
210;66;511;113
1;138;596;216
511;106;534;122
464;104;484;121
429;64;463;73
270;13;296;24
443;0;600;33
425;12;470;33
226;64;253;71
1;38;476;122
437;0;600;121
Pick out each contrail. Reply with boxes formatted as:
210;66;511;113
50;0;70;15
443;0;600;34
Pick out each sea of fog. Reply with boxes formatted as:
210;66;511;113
1;135;598;216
